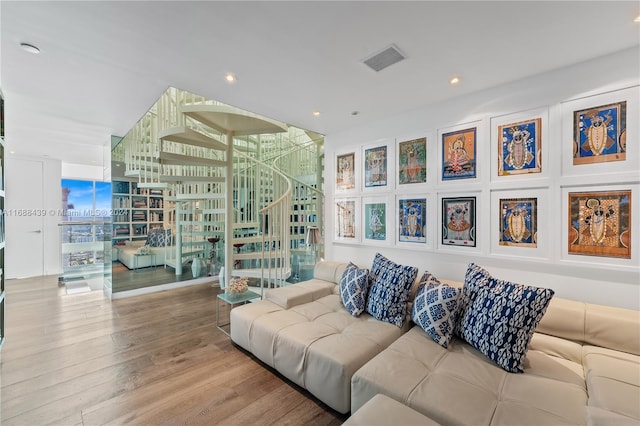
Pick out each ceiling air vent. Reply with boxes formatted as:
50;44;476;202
362;44;406;72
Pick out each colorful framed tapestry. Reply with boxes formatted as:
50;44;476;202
363;197;389;244
442;197;476;247
397;197;427;244
568;190;631;258
334;198;359;242
398;137;426;185
336;152;356;191
573;101;626;165
364;145;388;188
498;118;542;176
442;127;476;180
499;197;537;248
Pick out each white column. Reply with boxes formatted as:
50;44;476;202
225;131;234;287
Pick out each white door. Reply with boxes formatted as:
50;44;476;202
6;158;44;278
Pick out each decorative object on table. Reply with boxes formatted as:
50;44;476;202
207;236;220;276
568;189;631;258
191;257;203;278
136;245;150;255
233;243;244;269
227;276;249;294
306;226;321;263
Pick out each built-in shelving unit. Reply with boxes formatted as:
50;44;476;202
112;179;165;243
1;88;6;351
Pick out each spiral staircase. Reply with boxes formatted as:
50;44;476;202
114;88;323;292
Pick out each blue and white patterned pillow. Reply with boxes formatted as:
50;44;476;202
457;263;555;373
412;272;462;348
339;262;370;317
146;228;171;247
365;253;418;327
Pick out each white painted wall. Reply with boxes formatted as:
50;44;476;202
324;47;640;310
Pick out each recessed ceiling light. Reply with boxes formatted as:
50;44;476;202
635;15;640;23
449;76;461;85
20;42;40;54
351;111;360;116
9;151;15;154
312;111;320;116
225;73;237;83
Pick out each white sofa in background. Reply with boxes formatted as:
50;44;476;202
115;240;172;269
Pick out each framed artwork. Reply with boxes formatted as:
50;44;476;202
442;197;476;247
568;190;631;259
397;137;426;185
397;197;427;244
442;127;477;180
334;197;359;242
561;86;638;177
362;196;390;245
363;145;388;188
573;101;626;165
335;152;356;191
498;117;542;176
499;197;537;248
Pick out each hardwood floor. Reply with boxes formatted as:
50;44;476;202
0;275;347;425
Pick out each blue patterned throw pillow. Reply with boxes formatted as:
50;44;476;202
146;228;171;247
457;263;555;373
339;262;370;317
412;272;462;348
365;253;418;327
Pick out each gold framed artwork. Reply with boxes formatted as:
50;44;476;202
498;118;542;176
499;197;537;248
573;101;626;165
568;190;631;258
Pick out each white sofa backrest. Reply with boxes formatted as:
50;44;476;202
314;261;348;284
537;297;640;356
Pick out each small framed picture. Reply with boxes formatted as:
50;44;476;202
363;144;389;189
397;197;427;245
498;117;542;176
573;101;626;165
568;190;631;259
335;151;356;192
442;127;477;180
362;196;391;246
441;196;476;247
498;197;538;248
397;137;426;185
334;197;359;243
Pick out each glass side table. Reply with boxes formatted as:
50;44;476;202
216;290;260;336
133;252;156;271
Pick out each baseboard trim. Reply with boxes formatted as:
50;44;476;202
111;276;220;299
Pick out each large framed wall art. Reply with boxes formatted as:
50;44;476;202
363;141;394;191
362;196;391;246
335;151;356;192
567;189;631;259
438;121;482;184
395;194;434;250
561;86;639;177
491;107;548;182
490;188;549;260
334;197;360;243
440;196;477;249
397;137;427;186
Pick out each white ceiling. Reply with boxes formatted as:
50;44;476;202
1;1;639;167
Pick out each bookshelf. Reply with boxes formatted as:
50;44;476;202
112;179;165;243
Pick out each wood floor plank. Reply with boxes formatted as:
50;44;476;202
0;274;349;425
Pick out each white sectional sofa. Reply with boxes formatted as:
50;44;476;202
230;259;640;425
115;240;172;269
